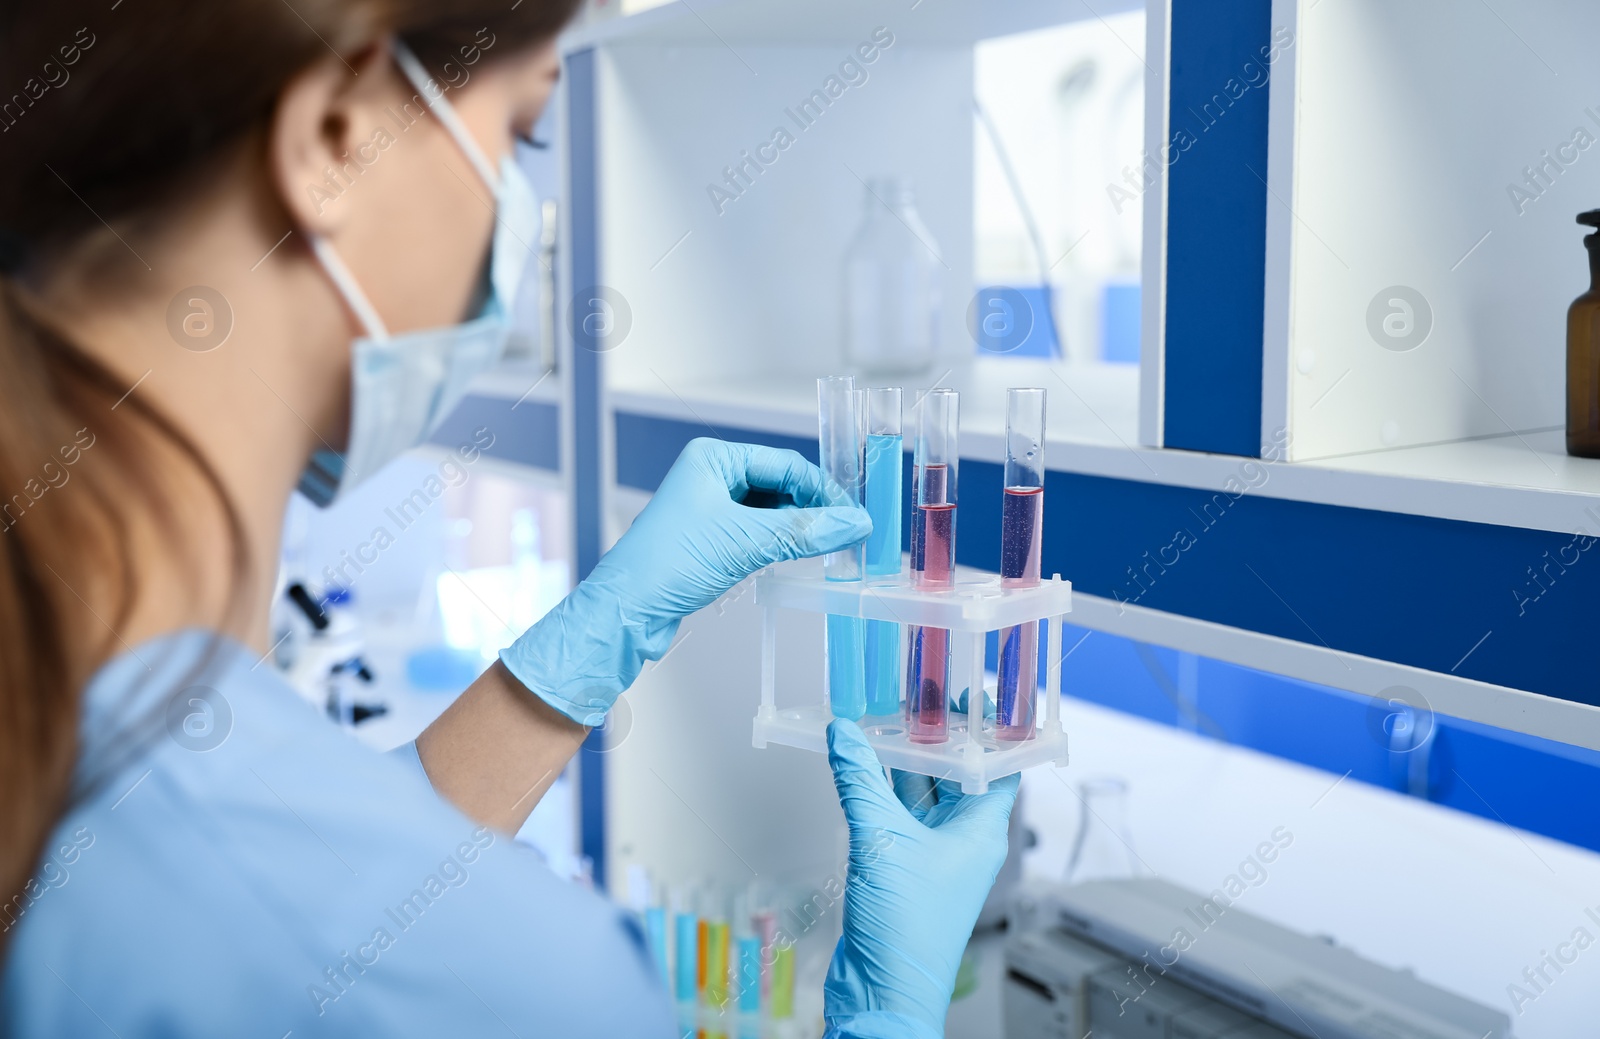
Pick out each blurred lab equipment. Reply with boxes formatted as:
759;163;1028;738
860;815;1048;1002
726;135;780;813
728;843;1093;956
1003;878;1511;1039
1064;776;1139;883
973;101;1062;359
538;197;560;373
279;583;386;725
843;177;943;375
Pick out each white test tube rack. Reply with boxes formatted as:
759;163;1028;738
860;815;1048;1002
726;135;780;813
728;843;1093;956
751;558;1071;793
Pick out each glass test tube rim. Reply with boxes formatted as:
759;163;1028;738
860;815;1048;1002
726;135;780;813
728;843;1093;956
1004;386;1046;487
817;375;864;581
864;386;902;436
914;387;959;472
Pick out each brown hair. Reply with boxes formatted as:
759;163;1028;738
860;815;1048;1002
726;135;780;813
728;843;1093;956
0;0;579;951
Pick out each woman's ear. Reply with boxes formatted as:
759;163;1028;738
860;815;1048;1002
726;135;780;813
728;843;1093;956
267;40;396;235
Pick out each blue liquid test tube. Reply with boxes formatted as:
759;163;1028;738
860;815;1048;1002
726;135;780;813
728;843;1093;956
673;889;698;1005
997;388;1045;741
733;890;762;1015
646;904;670;986
862;388;903;717
819;376;867;720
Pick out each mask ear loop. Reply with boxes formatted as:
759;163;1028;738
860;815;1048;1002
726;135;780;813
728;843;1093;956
390;39;501;192
309;235;391;341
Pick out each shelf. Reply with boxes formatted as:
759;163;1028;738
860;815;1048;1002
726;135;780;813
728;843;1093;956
610;363;1600;533
463;358;560;407
1289;429;1600;532
566;0;1142;50
1069;590;1600;754
609;358;1142;458
429;359;562;474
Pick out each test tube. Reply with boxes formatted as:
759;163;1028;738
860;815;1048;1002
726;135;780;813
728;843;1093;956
907;388;958;745
704;892;731;1009
672;887;699;1005
750;901;776;999
862;388;904;716
734;893;762;1016
769;940;796;1019
996;388;1046;741
819;376;867;720
631;867;671;987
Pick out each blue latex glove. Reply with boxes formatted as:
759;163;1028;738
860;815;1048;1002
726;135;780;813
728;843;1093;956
501;439;871;725
822;720;1020;1039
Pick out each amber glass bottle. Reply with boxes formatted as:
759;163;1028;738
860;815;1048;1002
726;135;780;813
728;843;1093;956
1569;210;1600;457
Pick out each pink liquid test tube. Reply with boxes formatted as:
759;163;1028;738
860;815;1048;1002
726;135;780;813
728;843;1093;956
907;388;957;745
996;388;1045;741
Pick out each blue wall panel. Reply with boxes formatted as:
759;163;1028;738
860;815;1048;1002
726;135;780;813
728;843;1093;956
1052;473;1597;708
1163;0;1275;456
429;396;560;471
1060;626;1600;853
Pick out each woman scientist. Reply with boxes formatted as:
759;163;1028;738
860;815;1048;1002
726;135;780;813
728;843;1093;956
0;2;1017;1036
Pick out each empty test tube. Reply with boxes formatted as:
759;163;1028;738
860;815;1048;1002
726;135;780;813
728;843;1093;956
819;376;867;720
997;388;1046;741
907;388;958;745
862;387;904;716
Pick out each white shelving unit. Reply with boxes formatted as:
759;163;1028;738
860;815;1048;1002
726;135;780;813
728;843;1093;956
576;0;1156;486
1264;0;1600;512
751;560;1072;793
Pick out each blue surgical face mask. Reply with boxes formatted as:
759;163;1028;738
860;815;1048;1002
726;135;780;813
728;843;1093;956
297;41;540;508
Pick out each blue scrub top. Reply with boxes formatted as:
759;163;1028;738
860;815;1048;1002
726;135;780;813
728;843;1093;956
2;629;673;1037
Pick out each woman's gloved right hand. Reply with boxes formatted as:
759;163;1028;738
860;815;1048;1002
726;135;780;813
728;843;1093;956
822;720;1021;1039
499;438;870;726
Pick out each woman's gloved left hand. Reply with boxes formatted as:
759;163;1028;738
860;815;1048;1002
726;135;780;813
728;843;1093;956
500;438;871;726
822;720;1020;1039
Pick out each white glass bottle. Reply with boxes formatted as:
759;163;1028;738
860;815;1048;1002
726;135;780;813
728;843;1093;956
843;177;942;375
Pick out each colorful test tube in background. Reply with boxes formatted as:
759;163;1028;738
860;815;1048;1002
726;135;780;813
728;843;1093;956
703;895;730;1009
907;388;957;744
734;892;762;1016
862;388;904;717
673;888;698;1006
818;377;867;720
997;388;1046;741
645;901;670;988
769;941;796;1019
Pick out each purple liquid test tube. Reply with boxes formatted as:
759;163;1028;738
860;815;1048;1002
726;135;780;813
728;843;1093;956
996;388;1045;741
